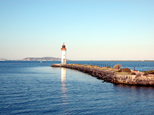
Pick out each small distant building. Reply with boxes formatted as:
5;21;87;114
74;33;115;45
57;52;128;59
61;43;66;64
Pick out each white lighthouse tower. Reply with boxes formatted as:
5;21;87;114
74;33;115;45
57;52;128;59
61;43;66;64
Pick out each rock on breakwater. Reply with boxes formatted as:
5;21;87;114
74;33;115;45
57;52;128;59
51;64;154;86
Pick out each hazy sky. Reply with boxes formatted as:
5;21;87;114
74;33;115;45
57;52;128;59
0;0;154;60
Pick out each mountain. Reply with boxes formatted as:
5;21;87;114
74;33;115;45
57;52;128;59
22;57;62;61
0;58;7;61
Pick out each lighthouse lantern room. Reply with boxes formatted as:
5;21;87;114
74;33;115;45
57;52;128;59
61;43;66;64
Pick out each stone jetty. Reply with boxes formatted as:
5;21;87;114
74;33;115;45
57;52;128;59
51;64;154;86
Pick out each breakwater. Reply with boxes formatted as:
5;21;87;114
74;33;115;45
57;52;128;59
51;64;154;86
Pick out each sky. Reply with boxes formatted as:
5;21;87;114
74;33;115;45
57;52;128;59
0;0;154;60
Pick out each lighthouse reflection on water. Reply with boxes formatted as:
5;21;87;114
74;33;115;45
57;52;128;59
61;68;66;83
61;68;67;104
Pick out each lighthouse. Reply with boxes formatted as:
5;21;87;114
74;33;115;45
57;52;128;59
61;43;66;64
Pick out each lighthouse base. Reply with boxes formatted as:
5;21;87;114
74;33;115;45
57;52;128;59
61;62;66;64
61;58;66;64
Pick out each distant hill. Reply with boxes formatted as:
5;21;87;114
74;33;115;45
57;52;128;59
0;57;70;61
22;57;63;61
0;58;7;61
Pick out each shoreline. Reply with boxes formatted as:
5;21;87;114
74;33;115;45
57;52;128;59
51;64;154;87
67;60;154;62
1;60;154;62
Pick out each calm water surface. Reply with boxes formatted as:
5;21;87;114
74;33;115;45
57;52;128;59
0;61;154;115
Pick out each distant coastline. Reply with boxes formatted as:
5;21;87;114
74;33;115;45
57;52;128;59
0;57;62;61
70;60;154;62
0;57;154;62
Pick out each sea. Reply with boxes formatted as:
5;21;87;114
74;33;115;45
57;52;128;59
0;61;154;115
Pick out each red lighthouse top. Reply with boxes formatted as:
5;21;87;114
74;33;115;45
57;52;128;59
61;43;66;50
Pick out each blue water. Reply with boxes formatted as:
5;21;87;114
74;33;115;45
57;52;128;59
0;61;154;115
